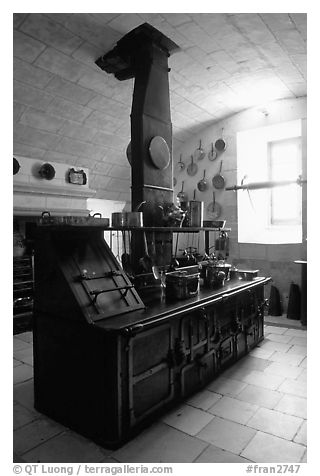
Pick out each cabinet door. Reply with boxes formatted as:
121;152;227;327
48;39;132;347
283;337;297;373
218;335;235;370
180;350;217;398
127;324;174;426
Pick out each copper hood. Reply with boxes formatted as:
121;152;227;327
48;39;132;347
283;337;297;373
96;23;180;224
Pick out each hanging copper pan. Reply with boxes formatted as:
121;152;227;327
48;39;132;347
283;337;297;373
208;143;218;161
212;161;225;189
187;155;198;176
176;154;185;171
194;140;205;161
197;169;208;192
207;192;222;219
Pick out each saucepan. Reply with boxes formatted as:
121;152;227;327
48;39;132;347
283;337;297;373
194;140;206;161
197;169;208;192
111;211;143;227
177;181;187;202
212;161;225;189
207;192;222;219
187;155;198;176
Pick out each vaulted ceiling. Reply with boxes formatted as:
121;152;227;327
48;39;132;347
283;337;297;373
13;13;307;200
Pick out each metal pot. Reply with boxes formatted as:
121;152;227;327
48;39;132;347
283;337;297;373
187;155;198;176
194;140;205;161
177;181;187;202
212;161;225;189
197;169;208;192
111;212;143;227
207;192;222;219
188;190;203;227
208;143;218;161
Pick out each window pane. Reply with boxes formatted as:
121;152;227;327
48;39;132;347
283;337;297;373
269;137;301;225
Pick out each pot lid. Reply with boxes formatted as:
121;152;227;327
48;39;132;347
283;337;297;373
149;136;171;170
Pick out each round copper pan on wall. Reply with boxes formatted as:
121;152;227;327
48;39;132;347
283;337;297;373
149;136;171;170
39;163;56;180
13;157;20;175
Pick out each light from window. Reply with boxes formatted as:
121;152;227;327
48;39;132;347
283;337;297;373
237;119;303;244
268;137;302;226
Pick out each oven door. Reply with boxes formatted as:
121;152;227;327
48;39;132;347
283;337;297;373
127;323;174;427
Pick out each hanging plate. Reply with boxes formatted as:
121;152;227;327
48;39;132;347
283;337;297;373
149;136;171;170
126;141;132;165
39;163;56;180
13;157;20;175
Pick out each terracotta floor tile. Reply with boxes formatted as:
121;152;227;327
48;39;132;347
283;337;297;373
196;416;256;454
14;418;65;455
246;407;303;440
278;379;307;398
249;347;275;360
22;430;109;462
13;379;35;411
293;421;307;446
206;376;247;397
258;340;292;353
207;395;258;425
286;345;307;357
274;394;307;419
13;402;39;430
186;389;222;411
13;338;31;352
264;326;287;335
112;422;208;463
269;352;305;367
14;358;22;368
240;370;284;390
236;384;283;410
283;329;307;337
14;348;33;366
194;444;252;463
288;336;307;346
299;357;307;368
265;333;293;344
296;369;307;383
15;331;33;344
162;403;214;436
240;431;305;463
264;362;304;380
13;363;33;385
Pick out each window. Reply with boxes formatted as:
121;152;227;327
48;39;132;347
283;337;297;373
237;120;302;244
268;137;302;226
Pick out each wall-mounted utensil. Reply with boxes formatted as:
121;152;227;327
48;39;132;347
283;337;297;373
208;143;218;161
39;163;56;180
149;136;171;170
188;189;203;227
126;141;132;165
215;128;227;152
177;181;187;201
173;177;177;187
207;191;222;219
187;155;198;176
177;154;185;171
197;169;208;192
194;140;205;161
212;161;225;189
13;157;20;175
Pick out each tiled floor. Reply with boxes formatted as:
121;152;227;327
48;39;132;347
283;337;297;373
13;324;307;463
